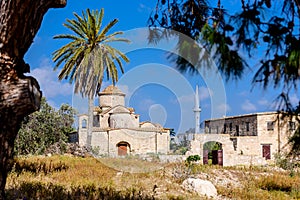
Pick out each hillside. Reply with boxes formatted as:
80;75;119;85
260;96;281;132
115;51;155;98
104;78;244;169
5;155;300;199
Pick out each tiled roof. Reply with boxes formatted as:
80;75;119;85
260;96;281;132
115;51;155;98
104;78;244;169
100;85;124;94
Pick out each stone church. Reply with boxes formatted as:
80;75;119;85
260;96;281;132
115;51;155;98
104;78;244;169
78;85;170;156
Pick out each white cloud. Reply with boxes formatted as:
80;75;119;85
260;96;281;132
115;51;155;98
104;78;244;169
29;58;73;99
241;99;257;112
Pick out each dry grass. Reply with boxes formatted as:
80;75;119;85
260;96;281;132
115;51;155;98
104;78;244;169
6;155;199;199
5;155;300;199
99;157;163;173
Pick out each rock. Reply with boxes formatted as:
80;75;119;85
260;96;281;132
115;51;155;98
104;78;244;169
44;142;92;157
116;171;123;176
182;178;217;198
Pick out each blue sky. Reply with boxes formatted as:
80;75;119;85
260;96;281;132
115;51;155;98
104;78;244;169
25;0;299;133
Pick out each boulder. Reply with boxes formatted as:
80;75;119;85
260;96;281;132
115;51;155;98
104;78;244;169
182;178;217;198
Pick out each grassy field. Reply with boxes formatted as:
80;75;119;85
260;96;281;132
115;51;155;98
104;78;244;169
5;155;300;199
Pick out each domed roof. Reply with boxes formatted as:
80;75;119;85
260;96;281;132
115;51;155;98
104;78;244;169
98;85;125;95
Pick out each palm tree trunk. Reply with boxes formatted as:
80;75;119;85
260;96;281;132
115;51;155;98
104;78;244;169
87;96;94;148
0;1;66;198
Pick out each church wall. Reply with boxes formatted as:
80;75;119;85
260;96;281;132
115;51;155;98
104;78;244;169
78;115;88;146
107;129;157;156
100;114;109;129
156;131;170;154
88;129;170;156
91;131;108;155
131;114;139;127
110;113;139;128
78;129;87;146
132;135;157;154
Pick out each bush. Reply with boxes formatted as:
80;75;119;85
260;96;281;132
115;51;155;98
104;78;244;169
257;174;300;193
186;155;201;164
15;98;77;156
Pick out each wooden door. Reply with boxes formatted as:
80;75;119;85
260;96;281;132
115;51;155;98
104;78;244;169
212;150;223;166
212;150;218;165
203;150;209;165
262;144;271;160
118;144;127;156
217;150;223;166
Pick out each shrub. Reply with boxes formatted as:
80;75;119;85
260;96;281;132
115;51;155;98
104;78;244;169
257;174;300;193
12;158;68;175
186;155;201;164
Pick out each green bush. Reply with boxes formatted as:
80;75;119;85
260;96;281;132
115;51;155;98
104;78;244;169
15;98;77;156
186;155;201;164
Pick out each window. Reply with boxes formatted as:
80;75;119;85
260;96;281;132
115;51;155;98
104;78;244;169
216;126;219;134
289;121;296;131
246;122;250;132
235;125;239;136
82;119;87;128
229;123;232;131
93;115;100;127
223;124;227;133
267;121;274;131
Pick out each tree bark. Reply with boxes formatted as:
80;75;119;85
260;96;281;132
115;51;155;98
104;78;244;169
87;96;94;148
0;0;66;199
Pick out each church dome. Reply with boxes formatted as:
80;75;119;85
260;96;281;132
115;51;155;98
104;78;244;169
98;85;125;108
99;85;125;96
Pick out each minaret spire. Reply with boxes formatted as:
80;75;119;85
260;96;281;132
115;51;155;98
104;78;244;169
194;85;201;134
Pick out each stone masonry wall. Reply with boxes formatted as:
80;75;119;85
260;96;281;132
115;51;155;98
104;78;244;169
205;114;257;136
87;129;169;156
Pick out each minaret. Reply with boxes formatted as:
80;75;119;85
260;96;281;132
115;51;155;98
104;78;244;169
194;85;201;134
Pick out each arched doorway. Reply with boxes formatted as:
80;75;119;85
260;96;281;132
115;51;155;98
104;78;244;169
116;141;130;156
203;141;223;166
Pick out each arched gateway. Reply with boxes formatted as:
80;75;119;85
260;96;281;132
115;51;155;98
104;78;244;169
189;134;234;166
117;141;130;156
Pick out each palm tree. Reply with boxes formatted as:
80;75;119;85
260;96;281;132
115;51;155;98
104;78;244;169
52;8;130;148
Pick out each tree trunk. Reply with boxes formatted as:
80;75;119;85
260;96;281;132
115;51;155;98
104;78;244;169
87;96;94;148
0;1;66;199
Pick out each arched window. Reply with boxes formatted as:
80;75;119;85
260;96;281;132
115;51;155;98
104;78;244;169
82;119;87;128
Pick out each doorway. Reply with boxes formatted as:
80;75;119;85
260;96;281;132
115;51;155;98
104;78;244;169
117;142;130;156
262;144;271;160
203;141;223;166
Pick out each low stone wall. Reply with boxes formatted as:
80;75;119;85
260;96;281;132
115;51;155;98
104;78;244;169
226;154;267;166
158;155;187;163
